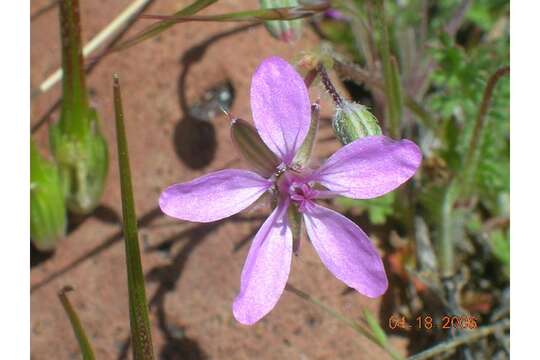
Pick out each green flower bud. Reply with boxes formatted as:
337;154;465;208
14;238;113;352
31;140;67;251
230;118;280;177
332;101;382;145
259;0;303;42
49;108;108;215
49;0;109;215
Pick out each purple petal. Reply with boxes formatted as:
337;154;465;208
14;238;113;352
250;56;311;165
233;201;292;325
303;203;387;297
312;136;422;199
159;169;271;223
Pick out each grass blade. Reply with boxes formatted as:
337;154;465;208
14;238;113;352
141;2;329;24
113;74;155;360
58;286;96;360
112;0;218;51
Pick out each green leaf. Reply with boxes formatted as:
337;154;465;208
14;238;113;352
489;229;510;278
112;0;218;51
336;192;395;225
113;74;155;360
58;286;96;360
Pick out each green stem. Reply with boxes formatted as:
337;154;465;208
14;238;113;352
58;0;89;137
113;74;155;360
375;0;402;138
113;0;218;51
437;67;509;279
438;181;460;278
461;66;510;194
58;286;96;360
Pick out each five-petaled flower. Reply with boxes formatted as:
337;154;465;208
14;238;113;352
159;56;422;325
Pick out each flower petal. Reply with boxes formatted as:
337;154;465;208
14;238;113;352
233;201;292;325
159;169;271;223
250;56;311;165
312;136;422;199
303;203;387;297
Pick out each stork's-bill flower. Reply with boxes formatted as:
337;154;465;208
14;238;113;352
159;56;422;325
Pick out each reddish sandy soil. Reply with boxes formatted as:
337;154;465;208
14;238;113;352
31;1;406;359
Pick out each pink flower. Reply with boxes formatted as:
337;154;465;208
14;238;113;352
159;56;422;325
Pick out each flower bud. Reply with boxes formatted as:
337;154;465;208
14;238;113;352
230;118;280;177
49;108;109;215
31;140;67;251
49;0;109;215
259;0;303;42
332;101;382;145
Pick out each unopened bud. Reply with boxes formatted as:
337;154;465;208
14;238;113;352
230;118;280;177
49;108;108;214
31;140;67;251
332;102;382;145
259;0;303;42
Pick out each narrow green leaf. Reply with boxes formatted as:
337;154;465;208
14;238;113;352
363;308;388;347
140;2;330;24
113;0;218;51
58;286;96;360
113;74;155;360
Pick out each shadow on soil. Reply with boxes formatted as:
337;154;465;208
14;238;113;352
115;213;264;359
173;23;259;170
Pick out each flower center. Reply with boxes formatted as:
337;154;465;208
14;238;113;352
276;171;316;212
